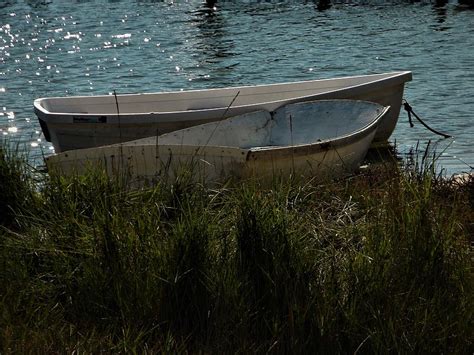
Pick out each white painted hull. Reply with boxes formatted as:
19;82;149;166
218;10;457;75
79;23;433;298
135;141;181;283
35;71;411;152
46;100;389;184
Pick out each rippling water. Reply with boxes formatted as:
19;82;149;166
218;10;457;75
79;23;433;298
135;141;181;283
0;0;473;174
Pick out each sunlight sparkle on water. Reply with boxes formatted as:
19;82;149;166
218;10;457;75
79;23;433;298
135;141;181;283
112;33;131;39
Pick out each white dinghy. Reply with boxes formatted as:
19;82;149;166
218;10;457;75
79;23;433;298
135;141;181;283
35;71;411;152
46;100;390;184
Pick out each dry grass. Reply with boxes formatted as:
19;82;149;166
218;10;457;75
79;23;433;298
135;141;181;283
0;145;472;353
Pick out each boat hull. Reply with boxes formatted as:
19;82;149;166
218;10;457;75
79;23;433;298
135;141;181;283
35;71;411;152
46;100;389;184
47;129;377;184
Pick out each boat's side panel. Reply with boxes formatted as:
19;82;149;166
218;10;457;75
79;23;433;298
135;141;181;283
47;130;375;183
343;83;405;142
46;144;250;184
243;129;377;179
47;115;225;152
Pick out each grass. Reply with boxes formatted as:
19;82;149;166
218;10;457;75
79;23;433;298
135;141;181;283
0;144;473;353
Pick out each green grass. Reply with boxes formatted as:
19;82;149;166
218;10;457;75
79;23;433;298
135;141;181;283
0;145;472;353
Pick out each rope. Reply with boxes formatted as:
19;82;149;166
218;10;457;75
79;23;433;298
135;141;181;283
403;100;452;139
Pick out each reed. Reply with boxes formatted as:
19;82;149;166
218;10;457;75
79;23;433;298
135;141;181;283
0;145;472;353
0;144;39;230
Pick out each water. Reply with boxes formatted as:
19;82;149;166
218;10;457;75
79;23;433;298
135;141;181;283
1;0;473;174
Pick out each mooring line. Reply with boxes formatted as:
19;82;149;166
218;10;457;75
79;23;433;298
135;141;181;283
403;99;452;139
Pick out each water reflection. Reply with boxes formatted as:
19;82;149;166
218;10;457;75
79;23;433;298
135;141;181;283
431;0;452;31
433;0;448;17
25;0;52;8
0;1;17;9
188;2;236;81
316;0;332;12
232;1;295;17
205;0;217;9
456;0;474;9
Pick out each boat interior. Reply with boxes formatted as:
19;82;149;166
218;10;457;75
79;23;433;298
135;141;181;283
129;100;385;149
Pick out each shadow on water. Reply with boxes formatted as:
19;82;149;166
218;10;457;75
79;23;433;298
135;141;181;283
365;144;402;168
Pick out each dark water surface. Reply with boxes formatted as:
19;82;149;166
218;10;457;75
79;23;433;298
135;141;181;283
0;0;472;174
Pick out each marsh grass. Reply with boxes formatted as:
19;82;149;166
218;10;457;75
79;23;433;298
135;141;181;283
0;146;472;353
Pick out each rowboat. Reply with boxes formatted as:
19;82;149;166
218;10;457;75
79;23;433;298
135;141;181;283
35;71;411;152
46;100;390;183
